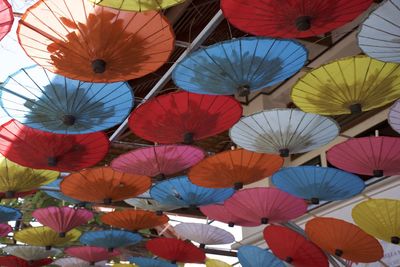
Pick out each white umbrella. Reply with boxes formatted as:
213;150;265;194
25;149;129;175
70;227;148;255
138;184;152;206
3;245;61;261
54;257;107;267
389;100;400;134
124;198;180;213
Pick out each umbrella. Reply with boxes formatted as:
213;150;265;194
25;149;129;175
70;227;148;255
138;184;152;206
129;257;177;267
60;167;151;204
0;120;109;171
0;256;52;267
111;145;205;179
263;225;328;267
206;259;232;267
0;223;12;237
17;0;174;83
65;246;120;265
3;246;61;261
199;204;259;227
237;245;285;267
89;0;186;11
229;108;339;157
172;37;307;96
389;100;400;134
271;166;365;204
305;217;384;263
0;0;13;41
221;0;373;38
100;209;169;231
358;0;400;63
150;176;235;207
79;230;142;252
224;187;307;225
189;149;283;190
129;91;242;144
0;155;59;198
174;223;235;248
0;190;36;199
32;206;93;237
146;237;206;263
327;136;400;177
352;198;400;245
124;197;179;213
0;206;21;222
0;65;134;134
43;179;81;204
54;257;108;267
14;226;81;250
291;56;400;115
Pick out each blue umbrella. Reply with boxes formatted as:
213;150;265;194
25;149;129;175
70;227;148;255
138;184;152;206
172;37;307;96
129;257;177;267
238;246;285;267
43;179;80;204
271;166;365;204
0;65;134;134
0;206;21;223
79;230;142;251
150;176;234;207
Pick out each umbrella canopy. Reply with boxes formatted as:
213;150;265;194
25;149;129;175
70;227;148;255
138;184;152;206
389;100;400;134
150;176;235;207
0;65;134;134
305;217;384;263
189;149;283;189
172;37;307;96
352;198;400;245
174;223;235;247
199;204;259;227
43;179;81;204
0;223;12;237
327;136;400;177
0;0;13;41
0;256;52;267
32;207;93;237
263;225;328;267
129;91;242;144
101;209;169;231
146;238;206;263
89;0;186;11
224;187;307;225
3;246;61;261
221;0;372;38
271;166;365;204
237;245;285;267
64;246;120;264
129;257;177;267
229;109;339;157
291;56;400;115
111;145;205;179
0;205;21;222
358;0;400;63
79;230;142;251
0;120;109;171
54;257;107;267
17;0;174;83
61;167;151;204
124;197;179;213
206;259;232;267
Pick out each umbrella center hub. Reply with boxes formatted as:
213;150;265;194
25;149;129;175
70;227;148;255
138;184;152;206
349;103;362;115
62;114;76;126
279;148;290;157
391;236;400;244
237;85;250;97
92;59;107;74
335;249;343;257
47;157;58;167
183;132;194;144
295;16;312;31
285;256;293;263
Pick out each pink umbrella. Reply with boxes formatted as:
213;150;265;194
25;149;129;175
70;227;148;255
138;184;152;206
225;188;308;225
64;246;120;264
200;204;259;227
32;207;93;237
0;223;12;237
389;100;400;134
111;145;205;179
327;136;400;177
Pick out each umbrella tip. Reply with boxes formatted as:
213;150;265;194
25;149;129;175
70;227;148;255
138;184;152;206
279;148;289;157
92;59;107;74
47;157;58;167
349;103;362;115
234;182;243;190
295;16;311;31
237;85;250;97
62;114;76;126
199;243;206;249
183;132;194;144
261;217;269;224
45;245;52;251
310;197;320;205
285;256;293;263
391;236;400;244
4;191;15;198
108;247;114;252
228;222;235;227
156;210;163;216
103;198;113;204
373;169;384;177
58;232;66;238
335;249;343;257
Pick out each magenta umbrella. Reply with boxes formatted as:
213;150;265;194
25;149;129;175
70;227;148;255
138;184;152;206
224;187;307;225
327;136;400;177
0;224;11;237
389;100;400;134
200;204;259;227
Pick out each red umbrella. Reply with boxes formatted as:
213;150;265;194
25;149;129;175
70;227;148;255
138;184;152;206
0;190;36;199
0;256;52;267
0;0;13;41
0;223;12;237
129;92;242;144
263;225;328;267
0;120;109;171
64;246;120;264
200;204;259;227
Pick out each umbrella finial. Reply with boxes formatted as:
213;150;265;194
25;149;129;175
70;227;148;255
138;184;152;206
391;236;400;244
47;157;58;167
279;148;289;157
237;85;250;97
261;217;269;224
285;256;293;263
92;59;107;73
4;191;15;198
103;198;113;204
107;247;114;252
183;132;194;144
310;197;320;205
295;16;311;31
234;182;243;190
45;245;52;251
228;222;235;227
349;103;362;115
334;249;343;257
156;210;163;216
62;114;76;126
59;232;66;238
373;169;384;177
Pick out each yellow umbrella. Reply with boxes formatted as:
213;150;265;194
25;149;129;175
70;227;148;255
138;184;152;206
352;198;400;245
0;156;59;197
206;258;232;267
291;55;400;115
90;0;186;11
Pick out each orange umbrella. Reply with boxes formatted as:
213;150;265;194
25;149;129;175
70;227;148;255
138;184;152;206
189;149;283;189
60;167;151;204
305;217;383;263
101;209;169;231
17;0;174;82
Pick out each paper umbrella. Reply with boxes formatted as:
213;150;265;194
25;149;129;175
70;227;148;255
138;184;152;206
389;99;400;134
2;245;61;261
0;0;13;41
43;179;81;204
129;257;177;267
0;205;21;223
79;230;143;251
0;256;52;267
64;246;120;265
237;245;285;267
88;0;186;11
199;204;259;227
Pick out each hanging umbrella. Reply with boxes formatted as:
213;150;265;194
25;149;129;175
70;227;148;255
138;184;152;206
0;256;52;267
174;223;235;248
224;187;307;225
89;0;185;11
0;65;134;134
3;246;61;261
199;204;259;227
358;0;400;63
0;0;13;41
101;209;169;231
327;136;400;177
150;176;235;207
129;257;177;267
237;245;285;267
79;230;143;251
146;237;206;264
305;217;384;263
206;259;232;267
54;257;108;267
0;223;12;237
271;166;365;204
32;206;93;237
189;149;283;190
43;179;81;204
229;109;339;157
14;226;81;250
352;198;400;245
291;56;400;115
129;91;242;144
221;0;373;38
65;246;120;265
389;100;400;134
0;120;109;171
111;145;205;179
17;0;174;83
124;197;179;213
263;225;328;267
0;206;21;222
172;37;307;96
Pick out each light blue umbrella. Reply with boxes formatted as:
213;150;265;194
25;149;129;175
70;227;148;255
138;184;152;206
0;206;21;223
43;179;80;204
129;257;177;267
80;230;142;251
238;246;285;267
